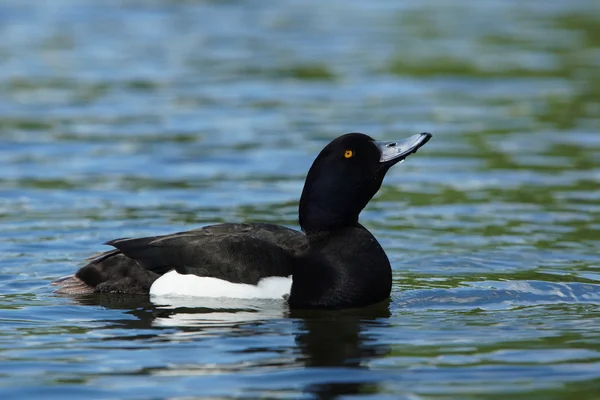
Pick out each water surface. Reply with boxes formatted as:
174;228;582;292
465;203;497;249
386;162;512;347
1;0;600;398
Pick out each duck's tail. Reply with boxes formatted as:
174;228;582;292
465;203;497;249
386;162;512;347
52;249;160;295
51;274;94;295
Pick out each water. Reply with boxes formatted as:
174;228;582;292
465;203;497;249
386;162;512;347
1;0;600;398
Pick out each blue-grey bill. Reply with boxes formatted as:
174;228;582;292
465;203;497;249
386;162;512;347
376;132;432;163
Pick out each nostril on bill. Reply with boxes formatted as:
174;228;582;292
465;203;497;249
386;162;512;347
386;142;396;148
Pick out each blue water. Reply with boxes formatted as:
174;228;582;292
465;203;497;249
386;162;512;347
1;1;600;398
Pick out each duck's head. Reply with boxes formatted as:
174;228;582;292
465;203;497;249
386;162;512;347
299;132;432;233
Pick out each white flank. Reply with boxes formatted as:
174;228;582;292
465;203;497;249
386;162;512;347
149;270;292;299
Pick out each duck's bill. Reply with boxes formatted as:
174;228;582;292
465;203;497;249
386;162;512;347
376;132;432;165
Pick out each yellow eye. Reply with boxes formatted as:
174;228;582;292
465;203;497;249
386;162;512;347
344;149;354;159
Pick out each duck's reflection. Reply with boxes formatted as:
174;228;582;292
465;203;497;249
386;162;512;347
70;294;392;399
290;304;391;399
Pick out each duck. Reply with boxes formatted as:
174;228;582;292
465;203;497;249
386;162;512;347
53;132;432;309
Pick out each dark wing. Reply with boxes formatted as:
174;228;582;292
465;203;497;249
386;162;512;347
53;223;306;294
108;223;306;285
188;222;306;252
109;235;287;285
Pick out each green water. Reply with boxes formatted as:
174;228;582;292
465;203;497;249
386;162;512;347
0;1;599;399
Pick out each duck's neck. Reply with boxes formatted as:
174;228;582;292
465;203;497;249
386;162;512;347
288;225;392;309
298;189;362;234
298;210;357;234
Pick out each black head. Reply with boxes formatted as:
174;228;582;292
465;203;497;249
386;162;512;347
299;132;431;233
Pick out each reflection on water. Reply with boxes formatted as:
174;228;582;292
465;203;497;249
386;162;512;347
1;0;600;398
66;294;392;399
291;306;392;399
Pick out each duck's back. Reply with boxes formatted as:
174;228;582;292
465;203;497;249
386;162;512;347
54;223;307;295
